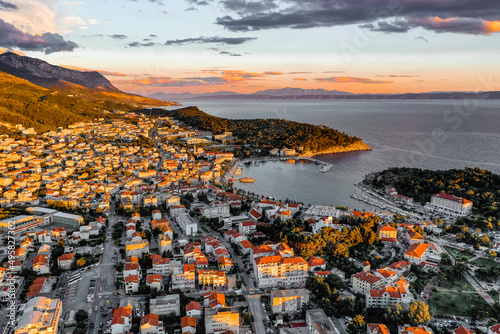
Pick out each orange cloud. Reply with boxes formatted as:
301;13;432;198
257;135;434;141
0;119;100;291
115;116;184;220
294;78;307;81
485;21;500;34
60;65;127;76
0;48;24;56
264;71;283;75
316;76;392;84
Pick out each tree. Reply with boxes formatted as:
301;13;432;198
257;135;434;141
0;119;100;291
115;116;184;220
347;315;366;334
408;301;431;325
76;258;86;267
75;309;89;322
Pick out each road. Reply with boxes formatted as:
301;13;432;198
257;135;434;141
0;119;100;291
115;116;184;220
246;294;266;334
88;201;120;334
462;271;496;306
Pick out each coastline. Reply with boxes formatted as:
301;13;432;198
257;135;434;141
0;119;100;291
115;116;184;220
301;141;372;158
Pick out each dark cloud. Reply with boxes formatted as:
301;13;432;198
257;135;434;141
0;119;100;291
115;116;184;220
377;74;420;78
366;20;410;33
415;36;429;43
315;76;393;84
219;51;242;56
149;34;158;38
0;0;17;11
128;41;156;47
210;0;500;35
186;0;211;5
165;36;256;45
111;34;127;39
0;19;78;54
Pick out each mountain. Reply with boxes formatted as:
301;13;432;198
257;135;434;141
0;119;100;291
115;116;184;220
0;52;118;91
250;87;353;96
151;87;500;100
150;91;242;100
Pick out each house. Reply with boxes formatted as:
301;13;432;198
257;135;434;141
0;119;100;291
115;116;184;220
57;253;74;270
218;256;234;272
253;255;308;288
306;309;337;334
239;240;253;254
146;274;163;290
204;307;240;334
140;313;165;334
33;254;50;274
366;279;414;308
351;271;383;294
398;326;434;334
204;291;225;309
271;289;309;313
367;324;391;334
124;262;141;278
111;305;133;334
489;324;500;334
171;264;195;290
454;326;475;334
150;294;181;316
406;229;425;245
426;193;472;216
239;220;256;235
186;301;202;319
152;210;162;220
248;209;262;222
307;257;326;272
181;316;197;334
15;297;62;334
378;224;398;245
404;243;431;265
125;275;139;294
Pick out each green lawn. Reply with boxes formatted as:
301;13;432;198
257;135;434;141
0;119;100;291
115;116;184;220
444;246;475;261
428;273;490;316
428;290;490;316
473;258;500;270
437;274;476;292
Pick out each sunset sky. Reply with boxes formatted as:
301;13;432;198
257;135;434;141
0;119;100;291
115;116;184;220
1;0;500;95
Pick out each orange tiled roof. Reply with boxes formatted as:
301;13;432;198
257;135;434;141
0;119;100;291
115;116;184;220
181;316;197;328
405;243;430;258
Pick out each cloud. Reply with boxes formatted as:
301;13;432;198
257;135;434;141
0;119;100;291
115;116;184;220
415;36;429;43
219;51;242;56
323;70;346;73
315;76;393;84
0;48;24;56
128;41;156;47
288;71;311;74
115;69;278;88
264;71;282;75
165;36;256;45
0;18;78;53
210;0;500;35
0;0;17;11
59;65;127;76
293;78;307;81
377;74;420;78
111;34;127;39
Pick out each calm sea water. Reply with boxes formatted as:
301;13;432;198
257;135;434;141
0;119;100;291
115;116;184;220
164;99;500;208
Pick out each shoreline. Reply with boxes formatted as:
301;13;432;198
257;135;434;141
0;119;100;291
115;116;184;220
301;141;372;158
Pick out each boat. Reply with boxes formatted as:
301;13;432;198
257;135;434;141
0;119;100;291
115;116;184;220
234;167;242;175
240;177;255;183
286;159;296;164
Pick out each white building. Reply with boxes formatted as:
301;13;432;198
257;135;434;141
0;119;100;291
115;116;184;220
306;309;337;334
426;193;473;216
201;202;230;219
150;294;181;316
176;213;198;236
271;289;309;314
15;297;62;334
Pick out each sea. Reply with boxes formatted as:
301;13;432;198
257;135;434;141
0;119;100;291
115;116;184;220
162;99;500;209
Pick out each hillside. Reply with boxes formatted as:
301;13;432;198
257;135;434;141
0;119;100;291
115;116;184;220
138;106;370;155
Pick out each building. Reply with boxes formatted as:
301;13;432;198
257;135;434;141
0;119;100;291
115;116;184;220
33;254;49;274
239;220;256;235
125;275;139;294
15;297;62;334
198;270;227;287
399;326;434;334
181;316;197;334
150;294;181;316
141;313;165;334
351;271;383;294
489;324;500;334
367;324;391;334
186;301;202;319
147;274;163;290
271;289;310;313
378;224;398;244
205;307;240;334
176;213;198;236
201;202;230;219
404;243;431;265
57;253;74;270
204;292;226;309
111;305;133;334
125;239;150;256
53;212;84;229
171;264;196;290
253;255;309;288
0;215;38;233
158;235;173;254
308;257;326;272
426;193;473;216
306;309;337;334
366;279;414;308
454;326;475;334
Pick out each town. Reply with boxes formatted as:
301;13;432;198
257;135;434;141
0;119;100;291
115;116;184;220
0;112;499;334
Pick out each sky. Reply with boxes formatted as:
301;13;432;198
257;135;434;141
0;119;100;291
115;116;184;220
1;0;500;95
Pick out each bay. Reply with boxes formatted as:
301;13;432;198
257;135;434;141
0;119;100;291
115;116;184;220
163;99;500;208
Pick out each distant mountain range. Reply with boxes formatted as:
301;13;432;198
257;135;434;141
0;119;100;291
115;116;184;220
0;52;175;133
151;87;500;100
